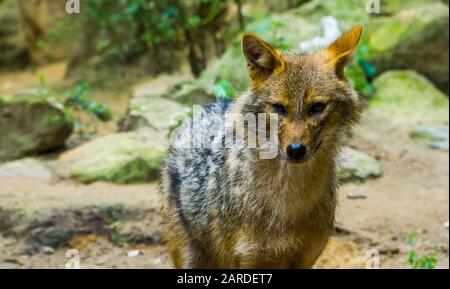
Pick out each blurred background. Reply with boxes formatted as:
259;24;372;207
0;0;448;269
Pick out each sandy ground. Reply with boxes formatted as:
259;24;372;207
0;65;448;269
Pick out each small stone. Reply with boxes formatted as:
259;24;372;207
428;140;449;152
338;147;383;182
127;249;141;258
41;246;55;255
415;228;427;234
444;221;449;229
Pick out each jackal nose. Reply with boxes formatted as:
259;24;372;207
286;143;307;161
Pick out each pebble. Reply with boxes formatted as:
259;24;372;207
41;246;55;255
127;250;141;258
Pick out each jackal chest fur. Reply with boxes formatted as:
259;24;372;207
218;152;336;267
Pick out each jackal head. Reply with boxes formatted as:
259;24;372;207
240;25;363;163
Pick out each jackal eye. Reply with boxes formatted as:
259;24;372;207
272;103;287;116
309;102;326;116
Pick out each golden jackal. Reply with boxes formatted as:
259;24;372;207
161;25;363;268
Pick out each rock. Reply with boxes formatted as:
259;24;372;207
41;246;55;255
411;125;449;142
427;141;449;152
444;221;449;230
0;0;29;69
16;0;68;64
119;95;189;132
0;91;74;161
370;70;449;125
367;3;449;94
127;250;141;258
410;125;449;152
53;131;167;184
0;158;54;182
338;147;383;182
379;0;444;15
164;81;214;106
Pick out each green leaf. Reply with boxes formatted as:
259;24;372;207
213;79;234;100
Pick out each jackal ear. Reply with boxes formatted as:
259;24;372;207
242;33;285;83
322;25;363;79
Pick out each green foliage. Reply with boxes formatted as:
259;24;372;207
252;19;290;49
406;233;437;269
38;75;112;136
212;79;234;100
76;0;232;63
65;82;112;122
347;44;376;97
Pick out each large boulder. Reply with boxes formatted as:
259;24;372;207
53;131;167;184
366;3;449;94
369;70;449;125
0;0;29;69
0;91;73;161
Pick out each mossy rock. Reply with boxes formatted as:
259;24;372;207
120;95;190;132
378;0;444;15
367;3;449;94
0;91;73;161
369;70;449;125
54;132;167;184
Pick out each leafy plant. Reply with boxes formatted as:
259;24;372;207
167;110;193;139
346;44;376;97
49;0;244;77
38;75;112;136
212;79;234;100
406;233;437;269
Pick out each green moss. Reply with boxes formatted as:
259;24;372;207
63;133;166;184
370;70;449;124
41;113;64;126
0;134;26;160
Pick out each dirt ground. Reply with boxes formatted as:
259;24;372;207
0;65;448;269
